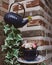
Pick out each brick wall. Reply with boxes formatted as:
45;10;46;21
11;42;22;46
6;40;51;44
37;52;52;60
0;0;52;65
15;0;52;65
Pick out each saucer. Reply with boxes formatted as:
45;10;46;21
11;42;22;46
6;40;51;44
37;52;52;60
17;55;45;64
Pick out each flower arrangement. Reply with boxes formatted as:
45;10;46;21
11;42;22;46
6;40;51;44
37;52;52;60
21;41;37;50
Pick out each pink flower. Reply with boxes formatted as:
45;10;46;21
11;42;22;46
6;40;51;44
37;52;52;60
32;43;37;48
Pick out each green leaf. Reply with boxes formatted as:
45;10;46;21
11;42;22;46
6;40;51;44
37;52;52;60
15;34;23;42
1;45;7;51
5;36;13;41
17;34;22;38
4;40;12;49
4;24;10;34
5;40;8;45
5;59;13;65
12;49;19;58
5;52;13;59
16;63;20;65
5;59;10;63
14;60;18;65
7;45;12;49
42;63;46;65
13;42;20;47
10;59;13;65
8;31;15;38
11;25;16;31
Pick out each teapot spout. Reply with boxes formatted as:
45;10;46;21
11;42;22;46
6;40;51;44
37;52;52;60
22;19;29;26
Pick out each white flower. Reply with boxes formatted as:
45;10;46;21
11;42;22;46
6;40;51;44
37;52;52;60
21;40;37;49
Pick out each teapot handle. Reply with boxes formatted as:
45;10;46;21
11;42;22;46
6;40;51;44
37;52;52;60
9;2;25;18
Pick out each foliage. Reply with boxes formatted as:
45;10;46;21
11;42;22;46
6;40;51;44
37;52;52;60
41;62;46;65
2;24;23;65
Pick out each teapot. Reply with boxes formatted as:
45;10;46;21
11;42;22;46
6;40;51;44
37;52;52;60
4;2;29;28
